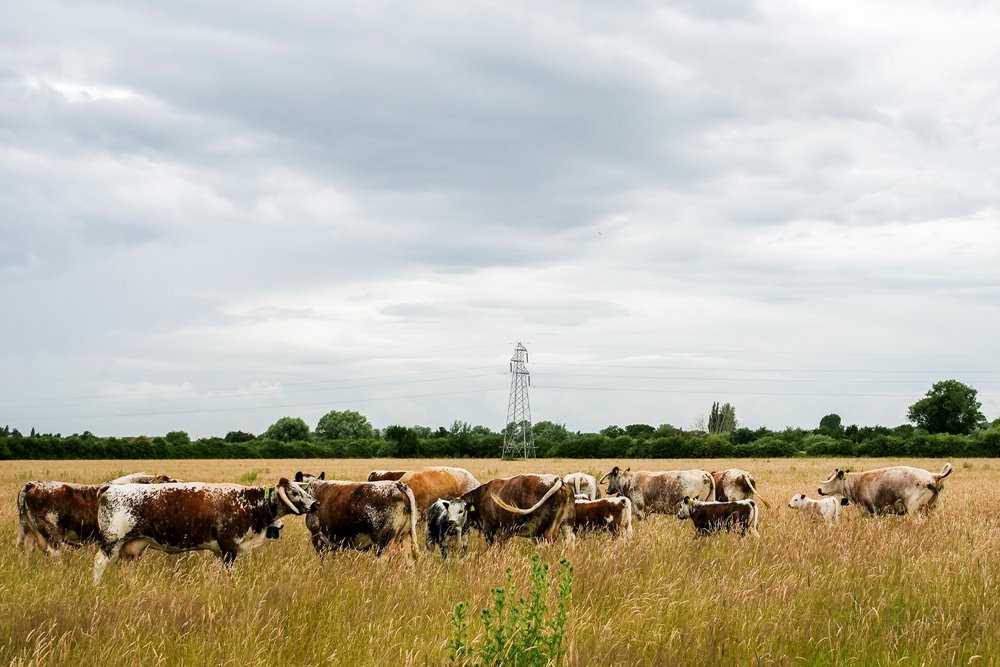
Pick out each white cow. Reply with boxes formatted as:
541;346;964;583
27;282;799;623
788;494;840;523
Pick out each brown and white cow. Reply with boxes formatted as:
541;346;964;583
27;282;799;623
460;474;574;545
817;464;952;519
368;470;407;482
18;473;179;555
304;479;420;559
712;469;770;508
600;466;714;519
677;498;760;537
92;478;316;583
398;466;480;516
563;472;600;500
573;497;632;539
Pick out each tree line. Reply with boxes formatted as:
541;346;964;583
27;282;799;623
2;379;998;460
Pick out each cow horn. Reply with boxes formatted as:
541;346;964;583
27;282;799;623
276;485;300;514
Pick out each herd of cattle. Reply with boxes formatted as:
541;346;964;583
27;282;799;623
15;462;954;583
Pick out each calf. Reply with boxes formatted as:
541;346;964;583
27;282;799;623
461;474;574;546
677;498;759;537
563;472;600;500
573;497;632;539
305;480;420;559
600;466;714;519
368;470;407;482
93;478;315;583
788;494;841;523
18;473;178;555
425;499;471;558
817;463;952;519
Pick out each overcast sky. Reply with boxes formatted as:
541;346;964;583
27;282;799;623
3;0;999;438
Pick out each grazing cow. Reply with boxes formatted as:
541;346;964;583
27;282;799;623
563;472;600;500
677;498;760;536
573;497;632;539
368;470;407;482
712;469;770;508
817;464;953;519
398;467;480;515
426;499;471;558
17;473;179;555
788;494;841;523
92;478;316;583
304;479;420;559
600;466;714;519
460;474;574;545
107;472;179;484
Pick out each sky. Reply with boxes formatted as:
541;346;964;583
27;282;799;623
2;0;1000;438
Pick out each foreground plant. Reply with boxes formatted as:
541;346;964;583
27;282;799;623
448;552;573;667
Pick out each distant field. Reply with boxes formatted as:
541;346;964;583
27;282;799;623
3;458;997;666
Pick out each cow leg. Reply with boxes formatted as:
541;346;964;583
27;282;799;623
93;540;124;584
218;539;240;566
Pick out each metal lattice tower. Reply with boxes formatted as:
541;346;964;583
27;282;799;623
501;342;536;459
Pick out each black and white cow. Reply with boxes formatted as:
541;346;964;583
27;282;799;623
425;498;471;558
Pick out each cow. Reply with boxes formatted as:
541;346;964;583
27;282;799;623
368;470;407;482
712;469;770;508
677;497;760;537
599;466;714;519
460;474;574;546
817;463;952;519
398;467;480;516
563;472;600;500
92;478;316;583
573;497;632;539
788;494;841;523
107;472;180;484
304;479;420;559
426;499;471;558
17;473;179;555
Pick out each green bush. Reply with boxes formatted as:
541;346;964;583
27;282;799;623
448;553;572;667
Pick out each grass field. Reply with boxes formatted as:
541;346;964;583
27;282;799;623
2;458;998;666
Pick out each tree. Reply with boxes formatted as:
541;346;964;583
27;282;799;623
225;430;256;443
263;416;310;442
818;413;843;435
315;410;374;441
384;425;418;456
907;379;985;435
533;421;570;443
164;430;191;446
707;402;737;434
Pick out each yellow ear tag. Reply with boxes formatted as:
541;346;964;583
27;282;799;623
468;504;475;511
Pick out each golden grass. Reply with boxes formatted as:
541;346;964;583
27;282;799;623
2;458;997;666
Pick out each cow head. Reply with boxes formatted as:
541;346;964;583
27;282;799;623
438;499;471;533
600;466;630;496
818;469;848;497
677;496;696;520
294;471;325;486
273;478;317;515
788;493;808;509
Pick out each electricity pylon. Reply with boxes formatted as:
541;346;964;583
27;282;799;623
501;342;535;459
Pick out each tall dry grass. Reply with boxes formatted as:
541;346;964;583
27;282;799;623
2;458;997;666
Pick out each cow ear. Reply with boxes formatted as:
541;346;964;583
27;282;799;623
624;467;630;473
294;471;304;482
319;472;325;480
278;477;290;488
837;470;846;480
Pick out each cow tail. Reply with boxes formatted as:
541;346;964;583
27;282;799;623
398;482;420;559
749;499;760;536
703;472;716;501
742;473;771;509
622;497;633;540
16;483;33;548
491;478;564;515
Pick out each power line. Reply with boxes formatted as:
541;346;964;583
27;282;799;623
532;384;924;398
